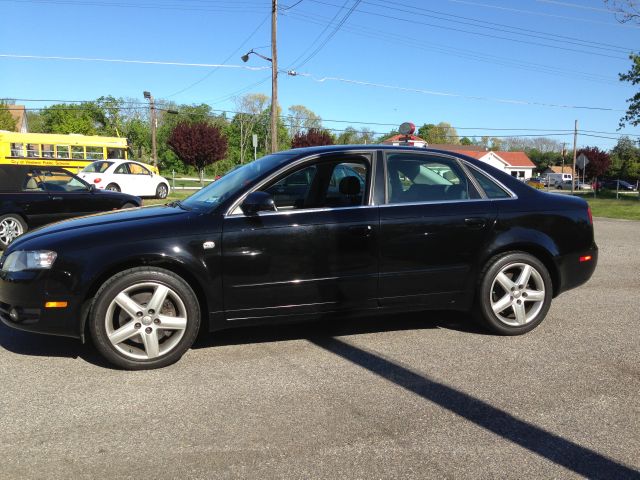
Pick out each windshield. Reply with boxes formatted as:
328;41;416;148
181;153;297;211
82;161;113;173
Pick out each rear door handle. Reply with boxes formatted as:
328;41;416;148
51;196;64;201
464;217;487;228
348;225;373;237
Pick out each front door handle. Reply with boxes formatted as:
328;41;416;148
348;225;373;237
51;196;64;201
464;217;487;228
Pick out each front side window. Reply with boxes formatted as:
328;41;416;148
386;154;473;204
262;158;369;211
128;163;151;175
34;168;89;192
22;171;44;191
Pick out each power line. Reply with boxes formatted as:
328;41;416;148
283;9;618;85
304;0;629;59
0;0;269;13
164;14;270;98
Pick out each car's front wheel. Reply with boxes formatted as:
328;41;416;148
156;183;169;199
476;252;552;335
89;267;201;369
0;214;27;249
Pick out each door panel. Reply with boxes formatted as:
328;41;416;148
222;207;379;320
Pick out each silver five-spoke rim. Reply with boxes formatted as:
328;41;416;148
0;218;23;245
158;185;168;198
490;262;545;327
105;282;188;360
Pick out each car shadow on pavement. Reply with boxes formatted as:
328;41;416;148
309;336;640;480
192;310;488;349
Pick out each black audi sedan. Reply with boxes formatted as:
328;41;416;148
0;146;597;369
0;165;141;248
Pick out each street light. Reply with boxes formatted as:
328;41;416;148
241;44;278;153
143;91;157;166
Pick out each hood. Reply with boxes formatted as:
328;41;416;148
11;204;188;249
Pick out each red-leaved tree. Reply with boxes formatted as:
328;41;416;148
291;128;334;148
167;122;228;184
577;146;611;179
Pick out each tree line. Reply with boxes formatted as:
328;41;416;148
1;96;638;180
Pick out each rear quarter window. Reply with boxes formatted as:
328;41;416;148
467;166;512;199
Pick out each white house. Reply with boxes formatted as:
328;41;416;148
443;149;536;180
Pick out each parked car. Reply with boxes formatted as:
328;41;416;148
557;180;591;190
526;177;544;189
599;179;637;191
79;160;171;199
0;165;141;249
0;146;598;369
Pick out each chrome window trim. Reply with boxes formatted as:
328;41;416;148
225;150;376;217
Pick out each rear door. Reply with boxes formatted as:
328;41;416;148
378;152;497;308
36;167;106;220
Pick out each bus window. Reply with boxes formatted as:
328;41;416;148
71;146;84;160
42;144;54;158
26;144;39;158
10;143;24;157
107;148;125;159
56;145;70;159
87;146;104;160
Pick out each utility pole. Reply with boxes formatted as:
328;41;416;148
271;0;278;153
143;91;157;166
571;120;578;195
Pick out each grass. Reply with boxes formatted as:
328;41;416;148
144;187;640;221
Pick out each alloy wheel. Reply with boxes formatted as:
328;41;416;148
489;262;546;326
105;282;188;360
0;218;24;245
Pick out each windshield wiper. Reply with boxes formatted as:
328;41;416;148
166;200;187;210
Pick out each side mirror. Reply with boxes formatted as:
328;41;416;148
241;191;277;216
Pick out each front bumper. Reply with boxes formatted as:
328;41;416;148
0;270;82;338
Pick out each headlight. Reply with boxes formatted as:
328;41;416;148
1;251;57;272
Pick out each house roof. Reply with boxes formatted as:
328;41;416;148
494;151;536;168
428;143;486;152
8;105;26;131
548;165;575;174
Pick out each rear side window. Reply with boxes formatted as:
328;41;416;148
467;167;512;199
83;161;113;173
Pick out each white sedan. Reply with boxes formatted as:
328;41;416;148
79;160;170;199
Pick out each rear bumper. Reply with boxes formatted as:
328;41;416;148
555;242;598;296
0;270;82;339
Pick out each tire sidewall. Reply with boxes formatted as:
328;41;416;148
89;268;200;370
0;214;27;249
156;183;168;199
478;252;553;335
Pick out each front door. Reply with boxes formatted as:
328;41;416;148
222;154;379;321
378;152;497;308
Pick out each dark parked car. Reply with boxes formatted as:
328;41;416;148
600;179;637;191
0;165;141;248
0;146;598;369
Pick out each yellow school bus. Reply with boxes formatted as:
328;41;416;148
0;131;129;172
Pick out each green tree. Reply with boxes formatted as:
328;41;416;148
618;53;640;127
460;136;473;145
26;111;45;132
287;105;322;138
418;122;460;144
609;136;640;179
41;103;105;134
0;103;17;131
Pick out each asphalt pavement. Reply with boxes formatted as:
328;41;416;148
0;218;638;479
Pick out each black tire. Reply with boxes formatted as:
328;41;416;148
106;183;120;192
475;251;552;335
156;183;169;199
0;214;27;249
121;202;137;210
89;267;201;370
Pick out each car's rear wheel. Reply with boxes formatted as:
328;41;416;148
476;252;552;335
0;214;27;248
156;183;168;199
89;267;200;370
106;183;120;192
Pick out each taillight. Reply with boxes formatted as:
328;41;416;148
94;178;102;184
587;206;593;225
580;255;593;262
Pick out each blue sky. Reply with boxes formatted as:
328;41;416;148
1;0;639;149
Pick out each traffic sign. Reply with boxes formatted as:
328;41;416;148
576;153;589;170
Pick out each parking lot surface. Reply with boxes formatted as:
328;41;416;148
0;218;638;479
